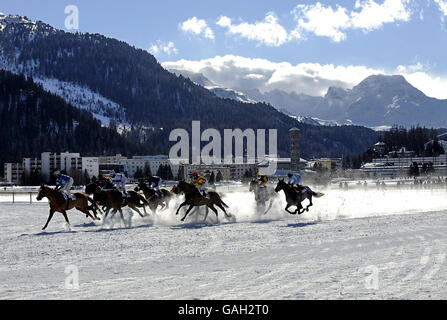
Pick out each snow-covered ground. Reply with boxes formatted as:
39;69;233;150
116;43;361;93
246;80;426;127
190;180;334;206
0;187;446;299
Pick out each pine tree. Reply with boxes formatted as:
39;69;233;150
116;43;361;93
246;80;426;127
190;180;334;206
143;163;152;178
209;171;215;185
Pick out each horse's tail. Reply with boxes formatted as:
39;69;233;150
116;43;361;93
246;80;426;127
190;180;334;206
209;191;229;207
312;191;325;198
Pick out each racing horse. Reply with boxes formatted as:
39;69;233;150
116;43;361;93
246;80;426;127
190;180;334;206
274;179;324;215
171;181;231;222
249;180;279;215
85;182;149;221
134;180;173;213
36;184;100;230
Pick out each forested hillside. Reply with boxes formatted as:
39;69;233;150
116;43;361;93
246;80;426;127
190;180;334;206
0;70;153;174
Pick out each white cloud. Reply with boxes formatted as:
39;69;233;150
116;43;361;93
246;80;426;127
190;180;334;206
162;55;382;96
292;0;413;42
351;0;412;30
216;13;291;47
434;0;447;18
292;3;351;42
149;40;178;56
162;55;447;99
403;71;447;99
396;62;425;73
180;17;215;39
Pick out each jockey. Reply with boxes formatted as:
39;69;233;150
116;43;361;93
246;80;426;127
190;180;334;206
256;172;268;188
111;171;129;197
54;170;76;200
98;171;113;189
192;172;209;199
148;175;163;198
287;172;305;193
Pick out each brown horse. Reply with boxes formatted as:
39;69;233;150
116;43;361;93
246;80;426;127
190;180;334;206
36;184;99;230
134;180;172;213
85;182;148;222
171;181;231;222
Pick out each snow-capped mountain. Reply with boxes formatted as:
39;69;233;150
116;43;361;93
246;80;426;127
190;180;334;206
0;14;129;129
170;67;447;128
316;75;447;127
168;68;254;103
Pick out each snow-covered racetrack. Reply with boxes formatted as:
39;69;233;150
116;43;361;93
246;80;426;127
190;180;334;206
0;187;446;299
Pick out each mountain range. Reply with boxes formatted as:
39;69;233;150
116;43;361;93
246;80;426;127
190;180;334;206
167;69;447;129
0;13;378;166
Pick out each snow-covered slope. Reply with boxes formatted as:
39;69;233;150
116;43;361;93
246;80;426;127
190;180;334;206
33;77;128;129
0;14;129;132
207;86;255;103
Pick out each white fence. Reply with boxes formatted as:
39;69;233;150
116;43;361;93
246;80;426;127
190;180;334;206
0;191;41;204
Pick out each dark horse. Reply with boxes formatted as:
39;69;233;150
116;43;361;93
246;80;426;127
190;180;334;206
249;180;279;215
171;181;231;222
274;179;324;215
36;184;100;230
85;182;148;222
134;180;172;213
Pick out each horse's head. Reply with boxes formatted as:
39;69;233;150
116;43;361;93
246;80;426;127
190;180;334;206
36;184;48;201
274;179;286;193
85;182;101;195
171;180;187;194
136;180;148;192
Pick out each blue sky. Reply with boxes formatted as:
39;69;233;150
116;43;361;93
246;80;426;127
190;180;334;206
2;0;447;98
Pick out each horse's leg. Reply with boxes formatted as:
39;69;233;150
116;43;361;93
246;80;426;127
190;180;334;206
285;204;296;215
306;195;313;212
216;202;231;217
61;210;71;228
264;200;273;215
203;207;209;222
175;201;187;215
119;208;126;226
80;208;96;221
110;209;117;218
207;205;219;223
128;204;145;218
42;209;55;230
181;205;195;221
104;207;111;219
141;203;148;216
